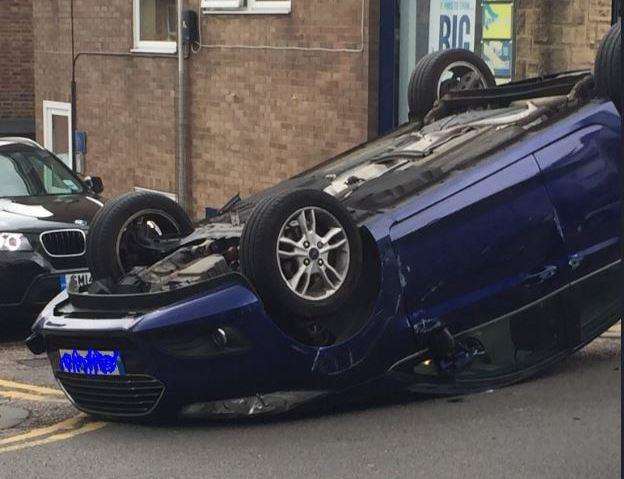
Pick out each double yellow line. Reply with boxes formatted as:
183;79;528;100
0;379;107;454
0;379;66;404
0;416;106;454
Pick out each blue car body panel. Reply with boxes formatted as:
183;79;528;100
33;100;621;416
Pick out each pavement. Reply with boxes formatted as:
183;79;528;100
0;323;620;479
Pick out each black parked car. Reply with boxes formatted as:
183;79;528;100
0;138;103;323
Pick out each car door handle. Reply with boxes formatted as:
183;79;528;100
523;265;558;286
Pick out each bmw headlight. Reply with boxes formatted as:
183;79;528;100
0;233;33;252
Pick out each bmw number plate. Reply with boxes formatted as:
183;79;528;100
59;272;92;290
58;349;126;376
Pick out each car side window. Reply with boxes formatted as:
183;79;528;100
0;154;30;197
38;160;80;194
25;151;83;195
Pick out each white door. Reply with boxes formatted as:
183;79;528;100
43;101;72;169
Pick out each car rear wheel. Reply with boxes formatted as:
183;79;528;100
240;189;363;319
408;49;496;121
594;22;622;112
87;192;193;281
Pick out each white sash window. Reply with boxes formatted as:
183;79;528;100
201;0;291;14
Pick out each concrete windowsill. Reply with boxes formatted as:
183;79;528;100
131;44;177;55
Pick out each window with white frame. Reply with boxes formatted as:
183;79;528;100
43;101;73;169
133;0;177;53
201;0;291;14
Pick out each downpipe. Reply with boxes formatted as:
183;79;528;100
177;0;190;212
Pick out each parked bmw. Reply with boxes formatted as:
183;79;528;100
0;138;103;323
28;24;621;420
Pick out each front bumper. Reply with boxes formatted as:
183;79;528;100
31;282;323;417
0;250;88;320
30;230;410;419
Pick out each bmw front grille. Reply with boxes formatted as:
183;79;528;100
40;229;86;257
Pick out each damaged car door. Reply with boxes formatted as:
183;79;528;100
533;113;621;346
390;154;571;379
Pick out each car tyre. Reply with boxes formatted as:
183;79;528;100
87;192;193;281
594;22;622;112
240;189;363;319
408;49;496;121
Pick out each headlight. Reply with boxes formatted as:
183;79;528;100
0;233;33;252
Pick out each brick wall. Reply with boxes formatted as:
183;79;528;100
515;0;613;79
188;2;375;216
34;1;177;195
33;0;376;219
0;0;34;120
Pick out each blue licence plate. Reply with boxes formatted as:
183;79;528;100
58;349;126;376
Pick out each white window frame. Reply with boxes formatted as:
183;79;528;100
202;0;291;15
42;101;73;169
133;0;177;54
203;0;244;9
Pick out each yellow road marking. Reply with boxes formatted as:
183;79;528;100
0;379;107;454
0;379;64;397
0;390;67;404
0;416;83;447
0;421;107;454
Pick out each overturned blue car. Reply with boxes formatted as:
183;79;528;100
28;24;622;420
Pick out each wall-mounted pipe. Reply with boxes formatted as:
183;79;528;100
70;0;76;171
177;0;190;212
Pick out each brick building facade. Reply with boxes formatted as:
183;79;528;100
515;0;615;79
31;0;616;218
33;0;376;218
0;0;35;137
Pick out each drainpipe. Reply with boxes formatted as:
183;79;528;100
70;0;77;171
176;0;190;212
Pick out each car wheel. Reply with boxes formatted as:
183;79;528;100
594;22;621;112
408;49;496;121
240;189;363;319
87;192;193;281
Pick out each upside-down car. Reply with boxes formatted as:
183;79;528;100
28;24;622;419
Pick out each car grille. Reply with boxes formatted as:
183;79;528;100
40;229;86;257
57;373;165;416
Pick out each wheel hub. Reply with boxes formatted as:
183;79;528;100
276;207;350;301
437;61;489;98
115;209;181;274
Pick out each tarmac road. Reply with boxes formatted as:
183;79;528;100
0;326;620;479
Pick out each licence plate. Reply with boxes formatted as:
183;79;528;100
58;349;125;376
59;272;92;290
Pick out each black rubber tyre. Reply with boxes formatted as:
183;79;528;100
408;49;496;120
240;189;363;319
594;22;622;112
87;191;193;281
